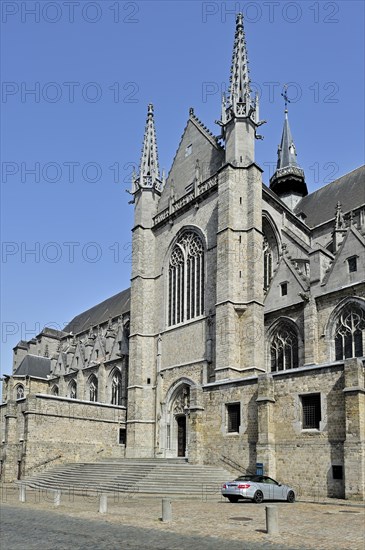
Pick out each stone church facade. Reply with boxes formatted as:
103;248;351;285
1;15;364;501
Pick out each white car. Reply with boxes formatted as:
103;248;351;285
222;474;295;503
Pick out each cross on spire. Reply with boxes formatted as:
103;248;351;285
281;84;291;112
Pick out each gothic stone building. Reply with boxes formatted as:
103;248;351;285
1;15;364;501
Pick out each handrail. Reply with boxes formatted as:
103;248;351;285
30;454;62;470
220;455;254;475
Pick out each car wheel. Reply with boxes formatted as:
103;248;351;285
228;496;239;503
287;490;295;503
252;490;263;504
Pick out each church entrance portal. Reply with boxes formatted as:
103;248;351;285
161;380;191;458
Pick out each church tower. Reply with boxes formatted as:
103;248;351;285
270;104;308;209
215;13;265;379
127;104;162;457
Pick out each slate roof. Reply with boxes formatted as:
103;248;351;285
14;355;51;378
63;288;130;335
294;166;365;228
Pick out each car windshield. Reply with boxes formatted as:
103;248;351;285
235;475;261;482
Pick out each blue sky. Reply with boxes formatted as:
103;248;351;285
1;0;364;377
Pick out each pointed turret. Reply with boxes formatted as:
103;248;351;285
228;12;251;116
220;14;264;167
270;106;308;210
132;104;163;193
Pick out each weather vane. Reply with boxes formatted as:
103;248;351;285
281;84;291;111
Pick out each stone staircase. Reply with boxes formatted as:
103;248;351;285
18;458;234;498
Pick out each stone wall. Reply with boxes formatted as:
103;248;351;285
0;394;127;482
196;360;365;500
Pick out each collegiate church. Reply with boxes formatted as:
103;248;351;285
1;14;364;500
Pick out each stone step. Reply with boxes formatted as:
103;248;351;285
20;458;232;496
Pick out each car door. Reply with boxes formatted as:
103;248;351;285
257;476;271;500
261;477;281;500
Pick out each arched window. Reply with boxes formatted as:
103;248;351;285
51;385;59;396
111;370;123;405
68;380;77;399
263;238;273;290
262;217;279;291
168;231;204;326
88;375;98;402
270;323;299;371
15;384;24;399
334;304;365;360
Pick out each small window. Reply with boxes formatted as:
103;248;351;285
301;394;321;429
147;378;151;385
227;403;240;433
281;283;288;296
185;144;192;157
15;384;25;400
347;256;357;273
119;428;126;445
332;465;343;480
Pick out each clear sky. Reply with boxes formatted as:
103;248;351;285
1;0;364;378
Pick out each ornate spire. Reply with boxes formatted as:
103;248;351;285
133;104;163;193
270;101;307;204
228;13;252;116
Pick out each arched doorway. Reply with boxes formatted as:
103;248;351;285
162;380;191;458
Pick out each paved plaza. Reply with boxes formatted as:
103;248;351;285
1;485;364;550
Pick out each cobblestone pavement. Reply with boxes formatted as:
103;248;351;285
1;485;364;550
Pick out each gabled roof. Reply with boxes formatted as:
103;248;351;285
14;355;51;378
63;288;130;335
294;165;365;228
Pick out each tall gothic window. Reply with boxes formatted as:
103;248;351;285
263;238;273;291
334;304;365;360
111;370;123;405
262;217;279;292
270;323;299;371
69;380;77;399
89;375;98;402
168;231;204;326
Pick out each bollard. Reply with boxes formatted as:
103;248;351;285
54;490;61;507
19;484;26;503
265;505;279;535
99;493;108;514
162;498;172;522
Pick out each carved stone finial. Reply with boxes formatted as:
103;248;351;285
335;201;345;229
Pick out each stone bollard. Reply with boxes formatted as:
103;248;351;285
54;490;61;507
99;493;108;514
19;484;26;503
162;498;172;522
265;505;279;535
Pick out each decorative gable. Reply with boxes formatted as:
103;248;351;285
157;111;224;212
322;227;365;292
265;254;308;312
